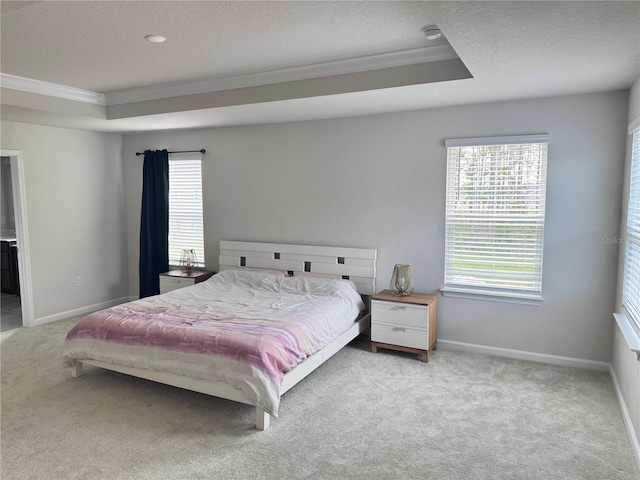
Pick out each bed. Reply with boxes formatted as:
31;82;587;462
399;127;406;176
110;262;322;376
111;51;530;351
62;241;377;430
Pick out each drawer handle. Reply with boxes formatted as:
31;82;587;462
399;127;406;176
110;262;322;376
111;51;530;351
391;306;406;311
391;327;406;332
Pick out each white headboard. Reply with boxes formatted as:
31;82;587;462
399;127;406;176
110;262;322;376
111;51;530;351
219;240;377;295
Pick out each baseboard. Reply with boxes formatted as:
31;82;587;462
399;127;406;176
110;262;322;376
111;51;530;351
438;339;610;371
33;296;131;326
609;365;640;472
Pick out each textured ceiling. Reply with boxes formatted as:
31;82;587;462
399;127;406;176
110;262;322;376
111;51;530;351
0;1;639;133
0;1;440;93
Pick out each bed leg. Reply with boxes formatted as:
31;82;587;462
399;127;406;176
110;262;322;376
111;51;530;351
70;361;84;378
255;407;271;430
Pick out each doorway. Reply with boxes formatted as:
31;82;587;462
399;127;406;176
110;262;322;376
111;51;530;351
0;149;33;329
1;156;21;331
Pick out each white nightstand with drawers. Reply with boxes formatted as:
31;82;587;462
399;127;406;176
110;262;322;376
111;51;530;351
159;270;215;294
370;289;438;362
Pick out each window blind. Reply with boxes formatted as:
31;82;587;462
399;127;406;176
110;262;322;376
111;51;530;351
622;125;640;331
168;153;205;267
444;136;549;296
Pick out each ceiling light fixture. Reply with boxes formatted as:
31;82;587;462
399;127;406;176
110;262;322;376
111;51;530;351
145;34;166;43
423;26;443;41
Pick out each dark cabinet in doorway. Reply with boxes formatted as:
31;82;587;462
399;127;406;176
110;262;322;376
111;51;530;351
1;241;19;295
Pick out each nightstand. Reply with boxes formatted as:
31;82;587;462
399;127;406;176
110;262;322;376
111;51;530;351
371;289;438;362
159;270;215;294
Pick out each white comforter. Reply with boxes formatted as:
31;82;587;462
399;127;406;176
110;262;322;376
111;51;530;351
62;269;365;416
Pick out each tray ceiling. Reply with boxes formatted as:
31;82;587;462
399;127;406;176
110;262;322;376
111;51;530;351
1;1;638;133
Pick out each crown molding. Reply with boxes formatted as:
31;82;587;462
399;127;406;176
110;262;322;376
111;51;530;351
105;44;459;105
1;45;459;108
0;73;106;105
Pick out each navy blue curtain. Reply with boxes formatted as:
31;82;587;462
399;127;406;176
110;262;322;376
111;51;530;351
139;149;169;298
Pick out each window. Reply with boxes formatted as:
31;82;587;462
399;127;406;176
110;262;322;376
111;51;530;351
168;152;205;268
443;135;550;301
622;122;640;332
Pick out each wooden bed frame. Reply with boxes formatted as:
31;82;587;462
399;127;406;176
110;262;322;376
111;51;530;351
69;241;377;430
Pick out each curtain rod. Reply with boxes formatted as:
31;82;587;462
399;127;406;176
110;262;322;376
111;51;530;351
135;149;206;156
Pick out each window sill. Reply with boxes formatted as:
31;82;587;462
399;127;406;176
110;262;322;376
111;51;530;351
441;287;543;306
613;313;640;361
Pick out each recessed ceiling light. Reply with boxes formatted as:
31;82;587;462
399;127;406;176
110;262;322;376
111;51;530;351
145;34;166;43
423;26;443;41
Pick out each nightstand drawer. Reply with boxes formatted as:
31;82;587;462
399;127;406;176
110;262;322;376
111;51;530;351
371;300;428;329
371;322;428;350
159;276;195;293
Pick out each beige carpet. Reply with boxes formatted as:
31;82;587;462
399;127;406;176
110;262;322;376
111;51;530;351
1;317;638;480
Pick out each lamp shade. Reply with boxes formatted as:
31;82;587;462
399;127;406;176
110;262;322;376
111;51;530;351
390;264;414;296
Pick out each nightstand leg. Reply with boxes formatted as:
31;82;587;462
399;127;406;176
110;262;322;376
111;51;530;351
371;343;378;354
421;352;429;363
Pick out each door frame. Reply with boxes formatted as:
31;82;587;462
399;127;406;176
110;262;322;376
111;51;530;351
1;149;34;327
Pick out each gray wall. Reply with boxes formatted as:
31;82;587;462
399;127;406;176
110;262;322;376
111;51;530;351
0;121;128;320
123;90;628;362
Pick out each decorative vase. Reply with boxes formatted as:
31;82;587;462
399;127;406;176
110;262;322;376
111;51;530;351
180;248;198;273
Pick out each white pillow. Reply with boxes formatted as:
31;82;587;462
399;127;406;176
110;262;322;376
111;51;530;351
221;266;290;277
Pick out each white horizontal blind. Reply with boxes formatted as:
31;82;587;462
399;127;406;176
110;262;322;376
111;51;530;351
444;137;549;295
622;125;640;331
168;153;205;268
